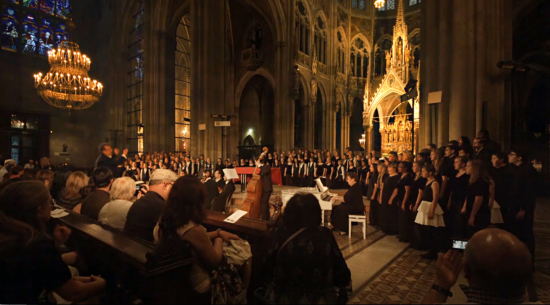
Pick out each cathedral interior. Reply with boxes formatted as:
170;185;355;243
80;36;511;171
0;0;548;168
1;0;550;304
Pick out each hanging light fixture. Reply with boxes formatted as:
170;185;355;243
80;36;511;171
374;0;385;9
34;40;103;111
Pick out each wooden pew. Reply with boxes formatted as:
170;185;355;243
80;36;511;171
54;200;282;304
54;207;207;304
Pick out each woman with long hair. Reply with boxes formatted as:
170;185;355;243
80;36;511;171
380;163;400;235
414;164;445;260
265;193;351;304
373;162;387;229
366;162;379;226
446;156;470;239
396;162;414;243
36;169;55;191
324;157;333;189
0;181;106;303
462;160;491;238
154;176;250;296
57;171;88;209
430;148;444;179
359;160;369;196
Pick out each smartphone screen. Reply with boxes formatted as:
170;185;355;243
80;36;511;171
452;239;468;250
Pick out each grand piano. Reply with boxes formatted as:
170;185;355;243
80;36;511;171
54;203;282;304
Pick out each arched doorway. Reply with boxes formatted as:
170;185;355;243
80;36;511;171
239;75;275;157
373;109;381;152
336;108;342;151
349;97;364;151
314;87;323;149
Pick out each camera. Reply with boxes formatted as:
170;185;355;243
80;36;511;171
135;181;145;196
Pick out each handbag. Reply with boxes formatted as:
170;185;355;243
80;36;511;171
223;239;252;267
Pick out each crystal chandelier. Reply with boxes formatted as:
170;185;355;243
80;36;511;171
34;41;103;111
374;0;385;9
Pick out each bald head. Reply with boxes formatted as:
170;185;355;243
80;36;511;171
464;228;532;298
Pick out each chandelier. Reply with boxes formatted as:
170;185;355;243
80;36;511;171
34;41;103;111
374;0;385;9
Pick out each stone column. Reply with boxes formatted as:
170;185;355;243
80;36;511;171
191;0;226;159
365;125;373;154
420;0;512;146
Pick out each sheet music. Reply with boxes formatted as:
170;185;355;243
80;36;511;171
51;209;69;218
224;210;248;224
223;168;239;180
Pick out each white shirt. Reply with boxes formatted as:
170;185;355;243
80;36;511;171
24;164;34;169
98;199;134;231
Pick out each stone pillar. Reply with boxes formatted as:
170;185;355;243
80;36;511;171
420;0;512;146
191;0;226;159
365;125;374;154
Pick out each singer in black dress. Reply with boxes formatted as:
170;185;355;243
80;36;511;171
358;161;369;196
396;162;414;243
330;173;364;235
367;163;379;227
380;163;400;235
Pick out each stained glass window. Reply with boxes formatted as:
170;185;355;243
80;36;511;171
8;0;19;4
388;0;395;9
175;13;191;153
23;0;39;9
410;0;418;5
39;18;53;56
22;14;38;54
40;0;55;15
127;0;145;154
55;22;68;47
352;0;357;9
1;8;18;51
359;0;365;10
56;0;69;19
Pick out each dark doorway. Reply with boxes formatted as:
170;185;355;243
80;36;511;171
349;97;364;151
314;88;323;149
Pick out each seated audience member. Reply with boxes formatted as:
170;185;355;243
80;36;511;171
81;167;114;220
330;173;364;235
124;169;178;242
36;169;55;191
57;171;88;209
0;181;106;303
24;159;35;169
154;176;249;295
265;193;351;304
211;175;236;213
0;159;16;183
214;169;225;190
98;177;136;230
425;228;532;304
203;170;219;210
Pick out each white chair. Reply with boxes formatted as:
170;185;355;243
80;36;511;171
348;214;367;240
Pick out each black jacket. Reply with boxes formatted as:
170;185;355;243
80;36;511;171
211;181;236;212
260;163;273;192
204;179;219;210
95;153;120;177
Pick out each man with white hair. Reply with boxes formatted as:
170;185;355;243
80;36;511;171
123;169;178;242
98;177;136;231
0;159;16;183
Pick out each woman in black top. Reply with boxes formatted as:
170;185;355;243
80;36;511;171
367;163;379;226
359;160;369;196
0;181;106;303
462;159;491;238
347;162;357;174
374;163;387;229
284;157;294;186
265;193;351;304
380;163;400;235
447;156;470;239
413;164;444;260
324;158;333;189
315;160;325;184
330;173;365;235
396;162;414;243
410;161;427;250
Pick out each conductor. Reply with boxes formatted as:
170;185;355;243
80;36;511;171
256;152;273;220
